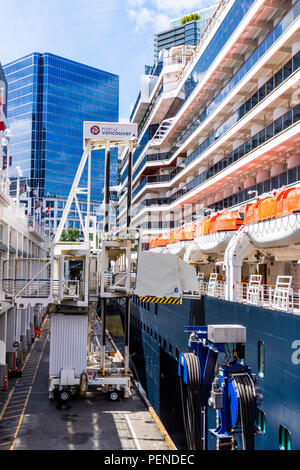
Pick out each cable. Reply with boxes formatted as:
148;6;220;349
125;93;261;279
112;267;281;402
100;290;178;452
180;353;202;450
232;373;256;450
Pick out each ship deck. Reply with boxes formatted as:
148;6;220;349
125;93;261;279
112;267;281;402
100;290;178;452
0;318;170;451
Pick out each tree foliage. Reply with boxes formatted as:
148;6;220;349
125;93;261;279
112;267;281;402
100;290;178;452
60;228;80;242
181;13;199;25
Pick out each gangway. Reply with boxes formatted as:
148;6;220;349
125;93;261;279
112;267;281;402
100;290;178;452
48;121;140;401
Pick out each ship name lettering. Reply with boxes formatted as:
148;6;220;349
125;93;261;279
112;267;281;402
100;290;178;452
291;340;300;365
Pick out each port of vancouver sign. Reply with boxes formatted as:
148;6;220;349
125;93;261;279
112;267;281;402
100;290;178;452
84;121;137;141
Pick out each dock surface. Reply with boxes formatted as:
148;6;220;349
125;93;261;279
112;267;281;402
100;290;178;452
0;317;170;451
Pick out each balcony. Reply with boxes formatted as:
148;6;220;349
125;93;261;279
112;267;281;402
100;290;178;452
170;104;300;203
132;174;171;200
157;0;300;148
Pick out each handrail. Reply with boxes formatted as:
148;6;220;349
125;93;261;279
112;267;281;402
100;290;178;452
14;260;51;299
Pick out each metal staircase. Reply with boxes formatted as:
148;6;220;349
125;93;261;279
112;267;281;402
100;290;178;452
150;118;174;146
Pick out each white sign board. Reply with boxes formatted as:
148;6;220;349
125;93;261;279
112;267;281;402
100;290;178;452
84;122;138;141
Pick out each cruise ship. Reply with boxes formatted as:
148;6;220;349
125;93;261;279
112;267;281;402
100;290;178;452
117;0;300;450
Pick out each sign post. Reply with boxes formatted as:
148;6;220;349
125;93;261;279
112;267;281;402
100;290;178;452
54;122;138;244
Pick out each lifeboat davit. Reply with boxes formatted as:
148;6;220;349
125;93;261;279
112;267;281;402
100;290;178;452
194;211;243;254
244;187;300;247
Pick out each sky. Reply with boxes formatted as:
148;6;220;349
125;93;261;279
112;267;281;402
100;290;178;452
0;0;214;121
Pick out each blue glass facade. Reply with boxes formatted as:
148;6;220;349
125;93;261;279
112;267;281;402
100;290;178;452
0;62;7;117
181;0;255;103
3;53;119;202
154;4;217;60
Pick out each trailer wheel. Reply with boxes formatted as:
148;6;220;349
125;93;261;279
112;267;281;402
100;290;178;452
59;390;70;402
108;390;120;401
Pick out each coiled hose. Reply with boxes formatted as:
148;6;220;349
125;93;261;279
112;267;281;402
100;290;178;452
179;353;202;450
232;373;256;450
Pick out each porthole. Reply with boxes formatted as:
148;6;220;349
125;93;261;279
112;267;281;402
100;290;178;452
258;340;265;378
279;425;291;450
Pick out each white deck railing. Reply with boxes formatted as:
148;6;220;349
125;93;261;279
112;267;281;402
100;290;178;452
237;279;299;314
186;274;300;315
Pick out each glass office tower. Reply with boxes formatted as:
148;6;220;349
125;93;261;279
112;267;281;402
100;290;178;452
154;4;217;60
3;53;119;207
0;62;7;118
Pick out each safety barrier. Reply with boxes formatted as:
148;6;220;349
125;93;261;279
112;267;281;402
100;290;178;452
52;279;85;302
237;278;299;314
2;279;51;299
197;278;225;300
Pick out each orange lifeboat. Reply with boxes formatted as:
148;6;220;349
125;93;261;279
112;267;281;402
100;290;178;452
244;200;261;225
208;213;220;234
214;210;243;231
258;195;277;221
276;187;300;218
149;237;157;249
194;210;243;255
157;233;170;247
179;222;195;241
169;230;176;244
194;218;210;237
244;187;300;247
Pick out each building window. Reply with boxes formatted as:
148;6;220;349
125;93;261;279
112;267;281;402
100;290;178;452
154;304;158;317
258;340;265;378
256;409;266;434
279;426;291;450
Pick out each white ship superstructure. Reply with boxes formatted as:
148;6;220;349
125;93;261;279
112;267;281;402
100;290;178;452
118;0;300;312
0;68;50;385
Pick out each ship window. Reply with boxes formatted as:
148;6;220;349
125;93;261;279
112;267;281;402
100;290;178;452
163;339;167;350
175;348;180;360
258;340;265;378
256;409;266;434
154;332;157;342
150;329;153;337
154;304;158;317
279;426;291;450
169;343;173;354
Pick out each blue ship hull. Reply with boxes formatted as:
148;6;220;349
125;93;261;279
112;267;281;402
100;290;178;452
125;296;300;450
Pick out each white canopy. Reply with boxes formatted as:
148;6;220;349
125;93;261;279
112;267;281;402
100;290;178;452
135;252;198;298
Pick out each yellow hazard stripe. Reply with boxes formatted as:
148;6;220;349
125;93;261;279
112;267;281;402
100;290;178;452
139;296;181;305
